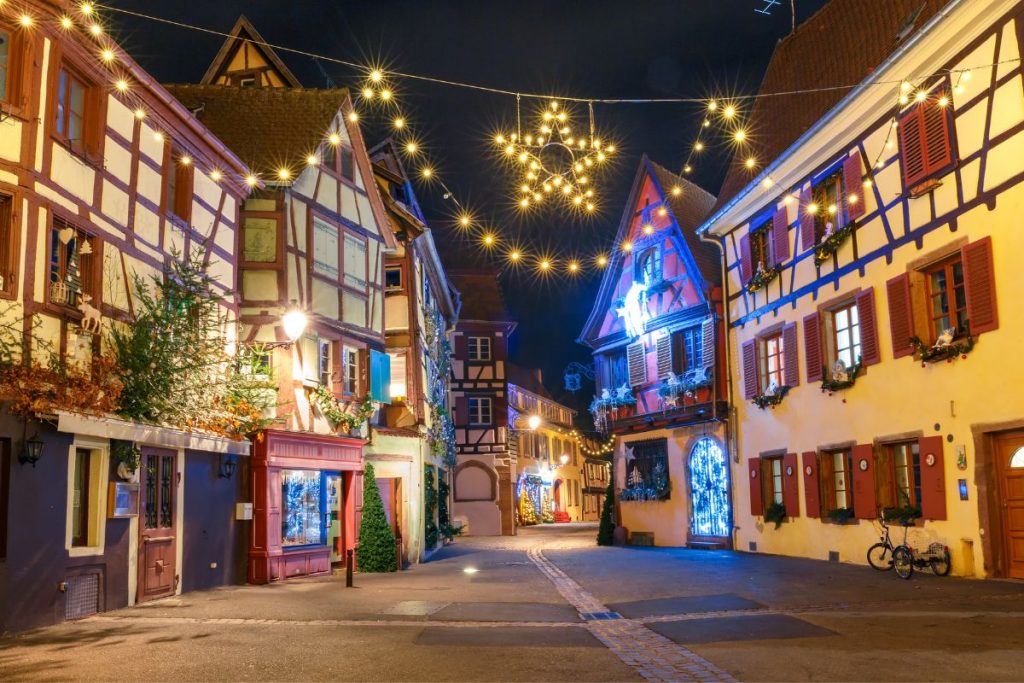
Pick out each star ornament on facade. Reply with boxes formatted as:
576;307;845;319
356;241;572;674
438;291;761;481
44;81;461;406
495;99;614;214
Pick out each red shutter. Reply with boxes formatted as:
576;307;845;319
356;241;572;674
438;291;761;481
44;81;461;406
803;312;822;382
852;444;877;520
886;273;915;358
843;153;866;221
455;395;468;427
782;322;799;387
801;452;820;518
739;233;752;283
961;236;998;334
855;288;881;366
741;339;758;399
918;436;947;520
782;453;800;517
454;332;468;361
494;334;507;361
772;206;789;264
898;106;927;189
922;94;954;175
799;186;816;251
748;457;763;516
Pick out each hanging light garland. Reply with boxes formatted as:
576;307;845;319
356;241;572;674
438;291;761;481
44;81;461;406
75;2;994;281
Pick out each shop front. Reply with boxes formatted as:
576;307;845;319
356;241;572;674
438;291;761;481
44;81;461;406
249;430;364;584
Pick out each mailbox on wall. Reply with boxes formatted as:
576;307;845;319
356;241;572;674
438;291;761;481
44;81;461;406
107;481;140;518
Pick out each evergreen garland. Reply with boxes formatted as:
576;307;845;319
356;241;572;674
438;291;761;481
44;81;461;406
357;463;397;573
596;467;615;546
764;501;786;529
424;465;439;550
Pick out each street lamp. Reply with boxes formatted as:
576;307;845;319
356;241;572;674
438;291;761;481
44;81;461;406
527;415;541;430
559;453;570;466
281;302;308;343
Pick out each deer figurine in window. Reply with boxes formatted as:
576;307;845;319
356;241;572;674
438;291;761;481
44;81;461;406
77;293;101;334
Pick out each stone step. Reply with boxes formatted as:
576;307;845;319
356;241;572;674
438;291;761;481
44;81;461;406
687;541;726;550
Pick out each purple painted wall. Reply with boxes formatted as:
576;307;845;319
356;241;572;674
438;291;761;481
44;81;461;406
181;450;249;592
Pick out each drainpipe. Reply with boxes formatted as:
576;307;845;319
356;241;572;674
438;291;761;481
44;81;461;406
700;229;739;550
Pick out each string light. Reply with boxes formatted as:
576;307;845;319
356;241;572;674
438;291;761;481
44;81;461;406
568;260;579;273
393;117;405;129
179;154;191;166
509;250;522;262
59;16;73;29
734;129;747;142
89;22;102;36
305;153;319;166
421;167;433;179
80;3;94;15
210;169;223;182
348;111;359;122
328;132;342;146
100;48;115;62
133;108;145;120
596;255;608;267
114;78;129;92
405;141;418;154
481;233;496;247
18;14;32;27
369;69;383;83
245;174;259;187
458;214;472;228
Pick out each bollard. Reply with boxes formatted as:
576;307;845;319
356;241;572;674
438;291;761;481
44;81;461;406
346;548;354;587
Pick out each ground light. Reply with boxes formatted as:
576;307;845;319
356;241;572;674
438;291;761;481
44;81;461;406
462;567;479;574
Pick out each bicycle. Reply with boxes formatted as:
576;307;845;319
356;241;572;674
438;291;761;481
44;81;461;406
866;514;901;571
868;514;951;579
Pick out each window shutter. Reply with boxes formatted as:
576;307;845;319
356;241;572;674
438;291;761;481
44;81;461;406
918;436;947;520
799;186;816;251
803;312;822;382
454;333;467;361
739;233;752;283
922;95;954;175
740;339;758;399
748;457;763;516
771;207;789;264
855;288;881;366
885;273;915;358
782;453;800;517
655;335;672;379
369;349;390;404
843;153;865;221
801;452;820;518
701;316;715;369
851;444;877;519
84;85;106;162
898;106;927;189
494;335;507;361
818;453;835;513
782;322;799;387
455;395;468;428
961;236;998;334
626;341;647;387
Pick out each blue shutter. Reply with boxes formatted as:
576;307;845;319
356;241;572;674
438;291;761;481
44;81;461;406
369;349;391;404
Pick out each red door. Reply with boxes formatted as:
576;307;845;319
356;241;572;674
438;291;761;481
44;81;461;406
138;447;178;602
995;431;1024;579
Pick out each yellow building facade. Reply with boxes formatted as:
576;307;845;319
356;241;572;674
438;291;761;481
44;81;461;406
703;0;1024;579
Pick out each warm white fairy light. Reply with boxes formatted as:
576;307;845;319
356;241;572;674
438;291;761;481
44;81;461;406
60;16;74;29
80;3;94;15
114;79;129;92
89;23;102;36
134;108;146;120
100;48;115;63
328;133;342;146
18;14;32;27
405;141;419;154
348;111;359;122
306;154;319;166
210;169;223;182
179;155;191;166
245;174;259;187
421;167;433;179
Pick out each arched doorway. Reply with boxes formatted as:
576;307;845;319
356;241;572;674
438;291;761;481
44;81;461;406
689;437;731;541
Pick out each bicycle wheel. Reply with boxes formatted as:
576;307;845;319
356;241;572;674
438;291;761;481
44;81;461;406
930;549;951;576
892;546;914;579
867;543;892;570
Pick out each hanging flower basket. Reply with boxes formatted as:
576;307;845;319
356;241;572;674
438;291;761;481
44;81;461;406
764;501;786;529
752;384;790;410
910;332;975;365
820;358;862;394
813;222;855;265
746;264;781;293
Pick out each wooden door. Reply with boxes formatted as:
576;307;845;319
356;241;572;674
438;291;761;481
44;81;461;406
995;431;1024;579
138;447;178;602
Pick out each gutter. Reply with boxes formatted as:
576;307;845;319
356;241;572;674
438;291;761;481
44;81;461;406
698;0;966;236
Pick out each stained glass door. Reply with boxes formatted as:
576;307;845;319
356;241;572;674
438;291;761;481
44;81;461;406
138;447;178;603
688;438;731;539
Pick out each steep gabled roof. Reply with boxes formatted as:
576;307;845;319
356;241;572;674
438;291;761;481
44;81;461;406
162;84;347;173
507;364;553;401
578;156;717;347
448;269;514;325
712;0;947;213
201;15;302;88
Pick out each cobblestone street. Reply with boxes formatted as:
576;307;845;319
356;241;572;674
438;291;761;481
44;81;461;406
2;524;1023;682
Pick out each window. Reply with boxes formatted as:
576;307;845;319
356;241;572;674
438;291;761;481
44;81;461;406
830;301;861;369
761;456;784;508
71;449;93;546
898;87;955;191
811;170;844;244
0;29;11;104
281;470;324;547
343;234;367;289
312;218;339;278
385;265;403;292
242;215;278;263
671;325;703;373
55;67;86;150
49;218;97;308
749;221;771;273
388;352;407;400
601;350;627;391
166;146;194;223
318;339;332;387
760;332;784;391
67;446;107;553
819;450;854;514
468;397;492;425
340;146;355;182
876;441;921;510
635;247;662;286
342;346;359;395
621;438;670;501
238;76;256;88
0;194;15;296
924;255;967;340
468;336;491;362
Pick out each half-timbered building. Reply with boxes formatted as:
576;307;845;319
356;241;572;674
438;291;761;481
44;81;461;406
579;157;730;548
368;140;460;563
167;21;395;583
0;2;250;632
449;270;517;536
702;0;1022;578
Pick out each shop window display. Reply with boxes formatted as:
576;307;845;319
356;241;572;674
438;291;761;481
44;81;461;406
282;470;324;547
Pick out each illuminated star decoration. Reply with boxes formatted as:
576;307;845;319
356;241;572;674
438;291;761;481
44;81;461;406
495;100;614;214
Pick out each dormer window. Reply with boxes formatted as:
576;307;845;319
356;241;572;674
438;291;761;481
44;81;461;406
635;247;662;287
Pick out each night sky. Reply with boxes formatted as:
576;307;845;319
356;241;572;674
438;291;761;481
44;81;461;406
104;0;829;423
